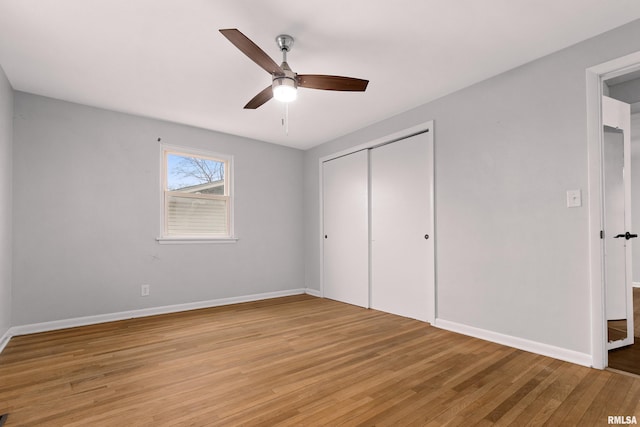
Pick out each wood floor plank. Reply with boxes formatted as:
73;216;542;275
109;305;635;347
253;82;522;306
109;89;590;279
1;295;639;426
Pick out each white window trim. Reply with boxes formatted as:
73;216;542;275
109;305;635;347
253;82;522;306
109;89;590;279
157;143;236;244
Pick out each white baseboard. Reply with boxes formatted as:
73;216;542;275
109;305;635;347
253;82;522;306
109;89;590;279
633;282;640;288
8;288;307;339
434;319;593;368
305;288;321;297
0;328;11;354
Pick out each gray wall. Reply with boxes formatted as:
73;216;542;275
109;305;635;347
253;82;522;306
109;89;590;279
0;64;12;338
12;93;304;325
304;19;640;355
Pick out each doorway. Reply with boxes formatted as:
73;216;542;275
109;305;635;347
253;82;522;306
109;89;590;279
587;51;640;372
604;80;640;375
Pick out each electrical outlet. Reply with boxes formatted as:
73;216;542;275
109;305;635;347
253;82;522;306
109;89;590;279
141;284;150;297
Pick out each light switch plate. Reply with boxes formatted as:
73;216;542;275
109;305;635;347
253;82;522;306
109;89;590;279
567;190;581;208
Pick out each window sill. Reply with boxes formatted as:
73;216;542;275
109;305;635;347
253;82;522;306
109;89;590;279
156;237;239;245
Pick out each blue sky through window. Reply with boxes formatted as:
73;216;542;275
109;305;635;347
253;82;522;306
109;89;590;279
167;154;225;191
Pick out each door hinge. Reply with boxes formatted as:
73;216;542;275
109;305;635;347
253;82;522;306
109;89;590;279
600;230;604;239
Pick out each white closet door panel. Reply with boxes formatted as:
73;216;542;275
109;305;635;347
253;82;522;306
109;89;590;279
371;132;433;321
322;150;369;308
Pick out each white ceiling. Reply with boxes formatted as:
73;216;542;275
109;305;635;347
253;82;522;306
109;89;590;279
1;1;640;149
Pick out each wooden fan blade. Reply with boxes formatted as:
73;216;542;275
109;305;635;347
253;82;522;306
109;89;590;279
297;75;369;91
220;29;284;76
244;86;273;109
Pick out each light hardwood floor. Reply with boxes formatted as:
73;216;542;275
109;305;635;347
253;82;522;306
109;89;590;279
1;294;639;426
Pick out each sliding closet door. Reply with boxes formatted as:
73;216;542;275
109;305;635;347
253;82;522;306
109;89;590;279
370;132;433;321
322;150;369;308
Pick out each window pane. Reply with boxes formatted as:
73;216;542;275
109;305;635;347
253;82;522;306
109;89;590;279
167;195;228;236
167;154;225;195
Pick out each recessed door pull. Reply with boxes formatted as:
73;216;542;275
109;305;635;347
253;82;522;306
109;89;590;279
424;234;429;240
613;231;638;240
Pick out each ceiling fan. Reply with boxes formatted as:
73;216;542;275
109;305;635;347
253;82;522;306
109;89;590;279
219;29;369;109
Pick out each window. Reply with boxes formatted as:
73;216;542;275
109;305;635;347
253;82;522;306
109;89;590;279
159;145;234;242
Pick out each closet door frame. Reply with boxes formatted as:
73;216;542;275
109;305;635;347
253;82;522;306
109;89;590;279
318;120;436;324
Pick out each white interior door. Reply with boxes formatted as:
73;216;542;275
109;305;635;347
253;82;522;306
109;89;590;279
322;150;369;308
370;132;434;322
602;95;635;350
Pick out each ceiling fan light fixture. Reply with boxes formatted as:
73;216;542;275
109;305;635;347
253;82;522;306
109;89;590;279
272;76;297;103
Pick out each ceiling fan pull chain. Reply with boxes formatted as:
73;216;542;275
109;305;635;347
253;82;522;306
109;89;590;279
281;108;285;133
284;103;290;135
